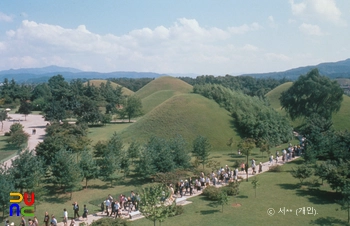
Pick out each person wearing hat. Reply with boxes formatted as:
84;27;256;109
4;220;9;226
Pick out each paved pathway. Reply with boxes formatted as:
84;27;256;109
0;114;48;168
60;156;300;225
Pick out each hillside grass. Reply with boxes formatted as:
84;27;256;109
266;82;350;131
88;123;133;145
135;76;192;99
141;90;176;114
132;158;348;226
84;79;134;96
120;93;240;152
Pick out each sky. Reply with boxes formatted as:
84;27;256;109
0;0;349;75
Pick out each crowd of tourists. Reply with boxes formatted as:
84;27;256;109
101;192;140;218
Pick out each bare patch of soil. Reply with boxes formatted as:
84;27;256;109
232;203;241;207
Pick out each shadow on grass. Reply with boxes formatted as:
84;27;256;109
310;217;349;226
296;189;341;205
200;210;220;215
236;195;248;199
278;183;300;190
44;195;70;204
86;184;111;190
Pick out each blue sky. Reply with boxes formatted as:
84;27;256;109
0;0;349;75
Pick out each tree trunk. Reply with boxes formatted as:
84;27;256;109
85;178;88;189
246;156;249;182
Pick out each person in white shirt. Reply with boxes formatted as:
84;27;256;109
63;208;68;226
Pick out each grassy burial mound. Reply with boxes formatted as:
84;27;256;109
137;76;194;114
84;79;134;96
266;82;350;131
120;93;239;151
135;76;193;99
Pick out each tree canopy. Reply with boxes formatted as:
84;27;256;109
280;69;343;120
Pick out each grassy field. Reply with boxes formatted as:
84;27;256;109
132;158;348;226
88;123;133;144
0;136;17;162
120;93;241;151
135;76;192;99
84;79;135;96
266;82;350;131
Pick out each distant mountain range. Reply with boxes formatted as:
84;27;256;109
0;66;166;83
0;58;350;83
241;58;350;80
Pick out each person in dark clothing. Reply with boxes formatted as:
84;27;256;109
72;201;80;219
43;212;50;226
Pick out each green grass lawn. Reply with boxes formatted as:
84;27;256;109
0;136;18;162
132;158;348;226
88;123;133;144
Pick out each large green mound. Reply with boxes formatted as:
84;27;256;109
266;82;350;130
120;93;239;151
141;90;176;114
84;79;134;96
135;76;193;99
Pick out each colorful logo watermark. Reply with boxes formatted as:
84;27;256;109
9;192;35;217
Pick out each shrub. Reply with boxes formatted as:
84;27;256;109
89;218;129;226
220;181;240;196
202;186;220;200
173;205;184;216
269;165;283;172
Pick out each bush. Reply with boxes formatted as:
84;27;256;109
173;205;184;216
269;165;283;172
220;181;240;196
202;186;220;200
90;218;129;226
4;132;11;136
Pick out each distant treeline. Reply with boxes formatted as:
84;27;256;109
108;77;154;92
179;75;290;97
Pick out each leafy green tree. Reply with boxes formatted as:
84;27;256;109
50;150;82;194
0;165;14;218
7;123;29;149
251;177;259;198
290;164;313;185
216;192;229;213
238;138;256;181
79;150;98;189
8;150;44;193
257;139;269;158
337;184;350;224
17;100;32;120
170;135;190;169
74;96;103;125
192;135;212;170
139;184;176;226
120;95;143;122
280;68;343;120
127;140;141;164
98;153;120;187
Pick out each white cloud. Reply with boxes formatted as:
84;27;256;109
228;22;262;34
268;16;278;28
299;23;324;36
289;0;346;25
289;0;306;15
265;53;290;61
242;44;259;51
0;12;13;22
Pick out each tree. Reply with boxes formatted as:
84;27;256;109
127;140;141;164
251;177;259;198
337;184;350;224
280;68;343;120
7;123;30;149
50;150;82;196
238;138;255;181
216;192;229;213
257;139;269;158
79;150;98;189
8;150;44;193
139;184;176;226
120;95;143;122
0;165;14;218
169;135;190;169
0;111;7;131
192;135;212;170
17;100;32;120
290;164;313;185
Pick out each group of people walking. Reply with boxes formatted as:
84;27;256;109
102;192;140;218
